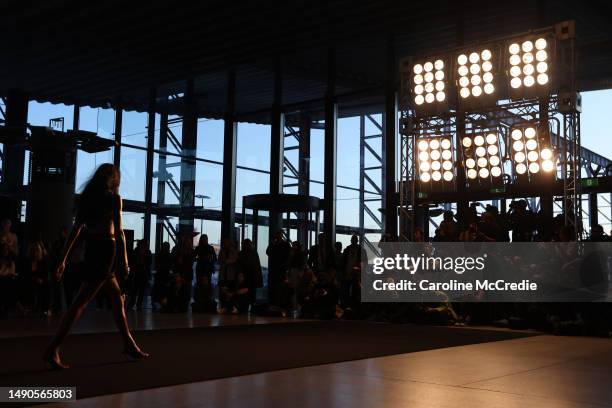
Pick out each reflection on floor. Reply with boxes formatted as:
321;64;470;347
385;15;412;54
43;334;612;408
4;312;609;408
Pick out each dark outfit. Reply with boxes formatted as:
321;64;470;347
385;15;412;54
195;244;217;280
237;248;263;304
77;191;119;282
153;249;172;306
266;239;291;305
128;247;152;310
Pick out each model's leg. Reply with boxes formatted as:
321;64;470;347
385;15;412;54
103;277;149;358
44;280;105;367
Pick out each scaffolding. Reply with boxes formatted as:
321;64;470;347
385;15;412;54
398;22;585;240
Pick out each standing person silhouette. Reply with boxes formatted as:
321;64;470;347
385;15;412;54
43;164;149;369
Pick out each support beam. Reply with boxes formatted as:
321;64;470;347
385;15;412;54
155;112;168;252
0;90;28;223
297;112;311;247
269;58;284;240
113;107;122;167
589;193;598;231
179;79;197;235
323;48;337;244
221;69;238;242
383;33;398;237
143;88;156;247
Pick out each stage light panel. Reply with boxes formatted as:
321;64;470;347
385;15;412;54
509;124;556;180
507;35;551;98
411;58;448;111
416;136;455;186
457;48;496;102
461;130;504;186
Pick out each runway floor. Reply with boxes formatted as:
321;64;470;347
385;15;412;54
0;312;609;408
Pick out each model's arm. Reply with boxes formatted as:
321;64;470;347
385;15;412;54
114;194;130;278
54;222;85;280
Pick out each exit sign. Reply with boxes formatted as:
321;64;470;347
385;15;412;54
582;178;599;187
417;192;428;199
490;187;506;194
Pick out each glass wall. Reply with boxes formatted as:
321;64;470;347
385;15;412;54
236;122;271;264
76;107;115;189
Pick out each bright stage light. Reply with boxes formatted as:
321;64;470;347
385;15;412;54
413;59;447;107
457;48;495;100
417;136;454;184
461;130;504;184
507;36;550;94
509;124;556;178
542;159;554;172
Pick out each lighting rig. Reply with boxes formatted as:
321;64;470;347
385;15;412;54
399;21;580;239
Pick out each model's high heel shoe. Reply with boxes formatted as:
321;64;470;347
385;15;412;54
122;346;150;360
42;349;70;370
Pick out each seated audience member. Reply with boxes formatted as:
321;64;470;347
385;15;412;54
303;266;339;319
192;274;216;313
589;224;610;242
296;267;317;311
163;273;191;313
219;272;250;314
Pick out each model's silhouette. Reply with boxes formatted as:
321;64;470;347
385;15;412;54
43;164;149;369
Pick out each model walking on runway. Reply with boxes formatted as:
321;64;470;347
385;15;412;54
43;163;149;369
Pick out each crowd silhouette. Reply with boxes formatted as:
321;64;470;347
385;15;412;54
1;197;611;335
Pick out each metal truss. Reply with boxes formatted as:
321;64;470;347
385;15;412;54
359;114;384;256
398;23;589;240
0;97;5;183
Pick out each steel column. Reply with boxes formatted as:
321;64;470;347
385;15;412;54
589;193;598;231
179;79;197;235
0;90;28;222
143;88;156;246
269;58;284;241
297;112;311;247
323;48;337;244
221;69;238;242
383;32;398;237
155;112;168;251
113;107;122;167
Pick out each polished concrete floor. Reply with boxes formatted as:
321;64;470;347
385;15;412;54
4;312;609;408
40;334;612;408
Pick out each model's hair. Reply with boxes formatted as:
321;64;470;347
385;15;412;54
76;163;120;223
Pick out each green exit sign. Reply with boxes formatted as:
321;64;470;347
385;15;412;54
417;192;428;199
582;178;599;187
490;187;506;194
